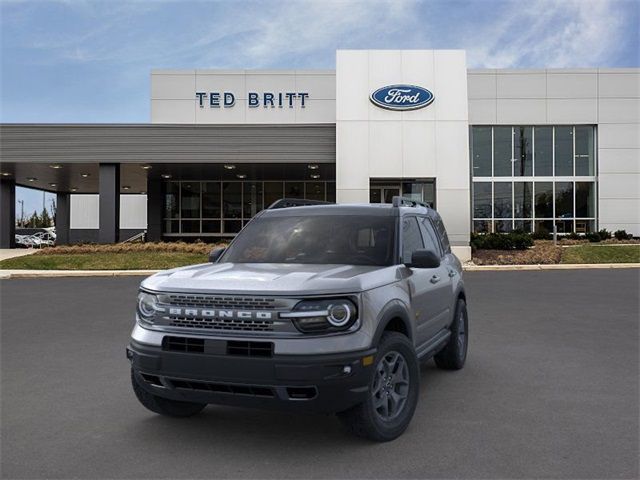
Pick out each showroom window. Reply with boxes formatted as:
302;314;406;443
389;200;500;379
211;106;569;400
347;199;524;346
470;126;597;234
163;180;336;236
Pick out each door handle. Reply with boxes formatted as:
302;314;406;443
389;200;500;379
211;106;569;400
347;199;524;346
448;269;457;278
430;275;441;284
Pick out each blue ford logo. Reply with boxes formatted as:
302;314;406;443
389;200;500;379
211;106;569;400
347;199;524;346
370;84;434;111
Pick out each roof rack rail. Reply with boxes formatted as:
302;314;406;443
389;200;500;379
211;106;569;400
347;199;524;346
391;196;432;209
267;198;333;209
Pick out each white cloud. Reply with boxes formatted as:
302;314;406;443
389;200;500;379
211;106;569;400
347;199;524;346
463;0;629;68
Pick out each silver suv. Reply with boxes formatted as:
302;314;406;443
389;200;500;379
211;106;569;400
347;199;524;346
127;197;468;441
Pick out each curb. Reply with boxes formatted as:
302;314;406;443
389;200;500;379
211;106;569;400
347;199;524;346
1;264;639;278
0;270;159;279
463;263;640;271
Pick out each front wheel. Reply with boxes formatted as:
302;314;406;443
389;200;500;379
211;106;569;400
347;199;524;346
337;332;419;442
434;298;468;370
131;369;206;417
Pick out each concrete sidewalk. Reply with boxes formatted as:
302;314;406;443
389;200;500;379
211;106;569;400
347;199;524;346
0;249;38;261
1;263;639;278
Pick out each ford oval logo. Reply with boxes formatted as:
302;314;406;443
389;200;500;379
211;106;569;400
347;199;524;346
370;84;434;111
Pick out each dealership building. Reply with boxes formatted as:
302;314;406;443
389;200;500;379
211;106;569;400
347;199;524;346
1;50;638;260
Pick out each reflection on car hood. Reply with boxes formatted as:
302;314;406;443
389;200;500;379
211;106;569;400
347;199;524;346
141;262;401;295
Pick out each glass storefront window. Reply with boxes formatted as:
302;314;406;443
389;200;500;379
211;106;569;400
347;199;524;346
181;182;200;218
493;182;512;218
473;182;492;218
473;220;491;233
284;182;303;198
305;182;324;201
534;182;553;218
513;127;533;176
514;220;532;233
575;126;594;176
555;181;573;218
493;127;512;176
164;182;179;218
472;127;492;176
555;127;573;176
202;182;221;218
575;182;595;218
222;182;242;219
243;182;263;218
470;125;598;234
163;179;334;237
494;220;512;233
534;127;553;176
326;182;336;203
264;182;283;207
514;182;532;218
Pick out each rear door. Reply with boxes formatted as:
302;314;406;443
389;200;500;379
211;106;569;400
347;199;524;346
418;216;453;333
401;216;447;347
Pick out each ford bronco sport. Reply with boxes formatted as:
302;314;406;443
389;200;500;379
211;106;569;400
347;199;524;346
128;197;468;441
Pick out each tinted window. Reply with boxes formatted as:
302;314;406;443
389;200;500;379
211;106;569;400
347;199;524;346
401;217;424;264
222;215;396;266
434;217;451;253
418;217;442;257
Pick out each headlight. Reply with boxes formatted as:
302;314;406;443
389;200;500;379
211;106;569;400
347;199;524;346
137;291;159;323
281;298;358;333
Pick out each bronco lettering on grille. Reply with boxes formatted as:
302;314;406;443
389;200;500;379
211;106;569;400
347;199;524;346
167;308;274;320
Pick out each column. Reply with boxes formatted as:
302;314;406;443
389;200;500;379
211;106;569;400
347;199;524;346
55;192;70;245
0;178;16;248
146;177;162;242
98;163;120;244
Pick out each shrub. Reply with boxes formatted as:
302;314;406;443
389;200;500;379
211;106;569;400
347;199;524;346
566;232;581;240
470;232;533;251
532;227;552;240
614;229;631;240
586;232;601;243
598;229;612;240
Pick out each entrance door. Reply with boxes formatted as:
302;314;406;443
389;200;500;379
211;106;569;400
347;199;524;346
370;186;400;204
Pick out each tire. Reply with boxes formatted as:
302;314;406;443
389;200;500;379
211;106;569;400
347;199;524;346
434;298;468;370
131;369;206;417
337;332;419;442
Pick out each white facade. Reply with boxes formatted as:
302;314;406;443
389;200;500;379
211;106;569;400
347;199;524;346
335;50;470;251
68;50;639;256
467;68;640;235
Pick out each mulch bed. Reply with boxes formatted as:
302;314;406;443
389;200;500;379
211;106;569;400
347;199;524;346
472;240;563;265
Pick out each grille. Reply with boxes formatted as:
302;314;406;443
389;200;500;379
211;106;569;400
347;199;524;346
227;340;273;357
165;294;277;310
168;316;274;332
167;379;275;398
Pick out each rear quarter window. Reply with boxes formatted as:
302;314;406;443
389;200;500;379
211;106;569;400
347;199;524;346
434;217;451;253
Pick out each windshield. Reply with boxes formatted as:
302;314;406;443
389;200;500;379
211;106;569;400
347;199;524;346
222;215;396;266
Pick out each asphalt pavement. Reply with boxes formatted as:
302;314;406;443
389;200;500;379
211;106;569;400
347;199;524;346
1;269;638;479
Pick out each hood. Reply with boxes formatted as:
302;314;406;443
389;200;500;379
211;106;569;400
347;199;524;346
141;262;401;295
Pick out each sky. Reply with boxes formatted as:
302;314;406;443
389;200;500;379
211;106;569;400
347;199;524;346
1;0;639;217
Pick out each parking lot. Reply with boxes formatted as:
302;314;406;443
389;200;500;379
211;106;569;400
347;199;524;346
1;269;638;479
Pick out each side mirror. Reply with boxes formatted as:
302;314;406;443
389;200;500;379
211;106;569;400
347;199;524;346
208;247;226;263
407;249;440;269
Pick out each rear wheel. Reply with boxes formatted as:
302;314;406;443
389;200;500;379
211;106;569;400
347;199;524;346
131;369;206;417
337;332;419;442
434;298;468;370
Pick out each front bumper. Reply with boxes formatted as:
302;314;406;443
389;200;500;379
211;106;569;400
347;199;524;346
128;339;376;414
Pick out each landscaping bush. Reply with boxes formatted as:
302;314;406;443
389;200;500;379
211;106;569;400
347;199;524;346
566;232;582;240
598;229;612;240
586;232;601;243
38;241;227;255
532;227;552;240
470;232;533;251
614;229;632;240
